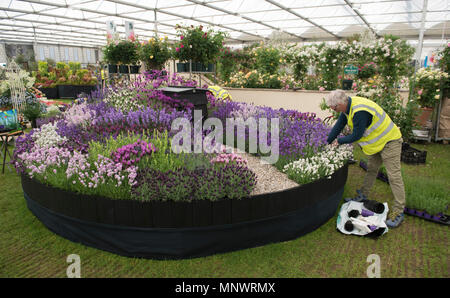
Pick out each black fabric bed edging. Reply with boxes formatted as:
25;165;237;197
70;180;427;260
21;163;348;259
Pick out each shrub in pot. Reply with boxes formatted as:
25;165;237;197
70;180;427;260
23;101;43;128
173;24;226;71
139;36;172;71
115;39;140;73
102;41;121;73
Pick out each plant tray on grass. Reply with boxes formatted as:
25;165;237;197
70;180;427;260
359;160;389;184
401;142;427;164
403;207;450;225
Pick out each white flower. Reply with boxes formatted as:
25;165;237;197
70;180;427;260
32;122;67;148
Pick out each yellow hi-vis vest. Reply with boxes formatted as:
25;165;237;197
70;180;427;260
207;86;232;100
346;96;402;155
101;69;105;80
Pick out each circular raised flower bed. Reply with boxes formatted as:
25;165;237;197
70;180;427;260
21;163;348;260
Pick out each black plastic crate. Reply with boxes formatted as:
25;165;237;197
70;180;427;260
401;142;427;164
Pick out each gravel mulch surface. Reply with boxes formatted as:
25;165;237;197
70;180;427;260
239;152;299;195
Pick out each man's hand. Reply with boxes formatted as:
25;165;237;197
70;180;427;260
330;139;339;147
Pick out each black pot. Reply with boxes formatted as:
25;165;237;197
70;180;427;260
57;85;76;99
38;87;58;99
176;62;187;73
191;62;215;72
74;85;96;98
119;65;129;74
108;64;118;73
342;79;353;90
130;65;140;74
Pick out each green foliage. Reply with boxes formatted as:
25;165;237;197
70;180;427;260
88;132;152;167
56;62;69;70
357;62;378;79
404;175;449;215
22;102;42;121
216;47;241;82
317;46;346;90
68;61;81;73
139;37;172;70
147;130;187;172
38;61;48;76
254;46;281;75
293;55;308;81
116;40;140;65
174;24;227;65
102;42;121;65
375;35;415;86
437;44;450;89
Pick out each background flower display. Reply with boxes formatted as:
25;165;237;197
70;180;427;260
413;67;449;108
139;36;172;70
217;34;415;92
34;62;97;88
102;41;121;65
173;24;227;65
115;39;140;66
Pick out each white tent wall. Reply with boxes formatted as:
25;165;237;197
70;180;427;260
0;42;7;65
1;42;103;67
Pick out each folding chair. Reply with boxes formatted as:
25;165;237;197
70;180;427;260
0;128;24;174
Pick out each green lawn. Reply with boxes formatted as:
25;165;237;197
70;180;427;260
0;141;448;278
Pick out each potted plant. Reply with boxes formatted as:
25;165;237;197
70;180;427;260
173;24;226;72
115;39;140;74
102;41;121;73
23;101;43;128
413;67;449;127
55;63;97;98
73;69;98;97
139;36;172;71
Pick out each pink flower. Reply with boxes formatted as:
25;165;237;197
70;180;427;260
176;47;180;52
180;35;184;40
418;89;423;95
319;87;325;91
180;44;184;48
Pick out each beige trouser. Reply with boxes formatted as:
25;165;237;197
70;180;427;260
360;138;406;214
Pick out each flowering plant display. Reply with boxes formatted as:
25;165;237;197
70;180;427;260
139;36;172;70
357;62;378;79
34;62;97;87
174;24;226;65
254;46;282;75
283;144;353;185
414;67;449;108
436;42;450;77
13;68;350;203
102;41;121;65
223;70;289;89
211;100;330;171
219;35;414;91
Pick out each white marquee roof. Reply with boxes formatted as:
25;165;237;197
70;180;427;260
0;0;449;48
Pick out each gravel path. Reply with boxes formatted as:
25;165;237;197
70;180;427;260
239;152;299;195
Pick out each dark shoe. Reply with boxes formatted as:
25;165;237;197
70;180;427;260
386;212;404;228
